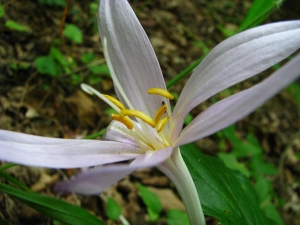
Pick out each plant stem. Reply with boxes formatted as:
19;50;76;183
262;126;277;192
158;148;206;225
166;57;203;89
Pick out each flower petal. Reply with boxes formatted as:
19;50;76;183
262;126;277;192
55;146;173;195
175;54;300;147
99;0;167;116
172;21;300;140
0;130;142;168
102;121;138;146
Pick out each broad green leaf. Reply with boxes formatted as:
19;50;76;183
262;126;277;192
0;2;5;17
5;20;31;33
34;56;58;77
239;0;285;31
63;24;83;44
181;144;275;225
0;183;104;225
106;197;121;220
138;184;162;221
166;209;190;225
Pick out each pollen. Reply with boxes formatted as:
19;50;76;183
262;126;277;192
121;109;156;128
111;114;134;129
103;95;126;110
147;88;174;100
156;116;169;132
154;104;167;124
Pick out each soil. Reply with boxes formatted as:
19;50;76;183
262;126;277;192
0;0;300;224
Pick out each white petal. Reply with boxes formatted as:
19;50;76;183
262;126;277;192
176;54;300;147
172;21;300;140
0;130;142;168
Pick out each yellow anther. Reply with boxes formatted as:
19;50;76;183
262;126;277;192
111;114;134;130
147;88;174;100
154;104;167;124
156;116;169;133
103;95;126;110
121;109;156;128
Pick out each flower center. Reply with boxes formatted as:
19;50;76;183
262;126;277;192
81;84;173;151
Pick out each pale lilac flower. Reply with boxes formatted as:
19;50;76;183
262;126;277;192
0;0;300;224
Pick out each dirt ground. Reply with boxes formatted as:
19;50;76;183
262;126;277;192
0;0;300;224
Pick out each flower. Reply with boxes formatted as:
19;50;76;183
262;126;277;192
0;0;300;224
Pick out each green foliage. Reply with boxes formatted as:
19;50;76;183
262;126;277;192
106;197;122;221
218;153;250;177
63;24;83;44
286;82;300;104
38;0;66;7
0;183;105;225
181;143;275;225
215;125;282;224
166;209;190;225
34;55;58;77
239;0;285;31
81;53;96;64
0;2;5;17
10;62;30;71
5;20;31;33
254;176;284;225
138;184;162;221
184;113;193;125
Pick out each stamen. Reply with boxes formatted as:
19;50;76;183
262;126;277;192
111;114;134;130
147;88;174;100
154;104;167;124
156;116;169;132
103;95;126;110
121;109;156;128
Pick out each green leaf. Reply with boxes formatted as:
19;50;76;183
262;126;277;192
50;47;69;67
0;2;5;17
81;53;95;63
106;197;121;221
89;64;110;76
238;0;285;31
231;142;262;157
5;20;31;33
0;171;31;191
138;184;162;221
181;143;274;225
166;209;190;225
0;183;105;225
286;82;300;104
63;24;83;44
218;153;250;177
254;176;283;225
251;155;278;176
34;56;58;77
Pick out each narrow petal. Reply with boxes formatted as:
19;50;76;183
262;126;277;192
0;130;142;168
175;54;300;147
172;21;300;140
56;146;173;195
102;121;138;146
99;0;167;116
